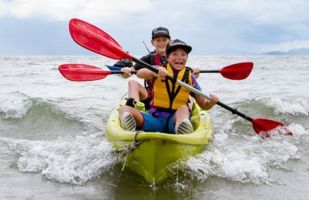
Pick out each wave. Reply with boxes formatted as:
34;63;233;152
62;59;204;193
265;97;309;116
2;124;306;187
208;96;308;138
226;96;308;117
232;97;307;116
0;136;115;185
0;91;79;121
184;131;303;185
0;91;33;119
235;97;307;131
183;95;308;185
0;91;89;139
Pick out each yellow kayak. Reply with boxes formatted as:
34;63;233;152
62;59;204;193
105;102;213;184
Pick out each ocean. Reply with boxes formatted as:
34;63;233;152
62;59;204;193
0;55;308;200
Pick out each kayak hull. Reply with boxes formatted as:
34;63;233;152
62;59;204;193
105;103;212;184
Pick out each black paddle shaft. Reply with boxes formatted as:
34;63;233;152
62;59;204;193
110;71;137;75
216;101;253;122
199;70;220;73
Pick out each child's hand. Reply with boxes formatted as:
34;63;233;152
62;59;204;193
157;66;168;81
192;67;200;78
121;67;133;78
208;94;218;106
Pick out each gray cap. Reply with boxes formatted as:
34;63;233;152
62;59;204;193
152;27;170;39
166;39;192;56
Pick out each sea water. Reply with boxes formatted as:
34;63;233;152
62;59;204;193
0;55;308;200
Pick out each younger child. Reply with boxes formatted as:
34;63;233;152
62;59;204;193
119;39;218;134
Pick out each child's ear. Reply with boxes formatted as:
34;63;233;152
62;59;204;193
151;39;154;46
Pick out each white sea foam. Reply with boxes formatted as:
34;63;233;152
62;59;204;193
267;97;309;116
1;136;115;185
186;149;271;184
286;123;307;136
186;131;301;185
0;92;33;119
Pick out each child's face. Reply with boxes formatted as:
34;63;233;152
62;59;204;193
167;48;188;70
151;36;170;55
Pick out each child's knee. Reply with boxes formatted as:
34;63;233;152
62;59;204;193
128;79;138;87
119;105;132;114
178;104;190;112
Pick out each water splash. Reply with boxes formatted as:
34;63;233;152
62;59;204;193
1;136;116;185
266;97;309;116
185;148;271;185
184;127;302;185
0;92;33;119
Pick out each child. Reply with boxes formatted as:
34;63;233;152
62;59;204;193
120;27;171;109
119;39;218;134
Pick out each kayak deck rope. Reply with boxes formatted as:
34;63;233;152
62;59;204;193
113;131;144;171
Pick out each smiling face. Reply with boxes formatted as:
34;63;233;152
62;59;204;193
151;36;170;55
167;48;188;70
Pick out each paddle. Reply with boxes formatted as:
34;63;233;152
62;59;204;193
200;62;253;80
59;62;254;81
105;61;253;80
68;18;290;135
142;41;151;53
59;63;136;81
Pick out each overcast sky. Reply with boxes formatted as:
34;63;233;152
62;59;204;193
1;0;309;55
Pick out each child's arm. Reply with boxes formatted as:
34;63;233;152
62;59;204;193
195;94;218;110
136;68;157;80
192;67;200;78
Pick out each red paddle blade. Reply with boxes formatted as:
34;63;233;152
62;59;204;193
69;18;132;60
59;64;112;81
220;62;253;80
252;118;284;134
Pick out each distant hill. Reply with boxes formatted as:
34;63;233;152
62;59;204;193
263;48;309;55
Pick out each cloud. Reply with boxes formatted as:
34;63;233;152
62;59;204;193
199;0;309;25
1;0;309;55
196;0;309;52
0;0;151;22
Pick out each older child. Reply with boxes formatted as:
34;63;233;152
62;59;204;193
121;27;171;109
119;39;218;134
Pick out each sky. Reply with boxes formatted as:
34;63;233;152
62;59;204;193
1;0;309;55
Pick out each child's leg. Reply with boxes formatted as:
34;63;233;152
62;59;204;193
128;80;148;101
174;105;190;126
174;105;193;134
119;106;144;127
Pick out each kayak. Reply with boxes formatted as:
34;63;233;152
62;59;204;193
105;101;213;184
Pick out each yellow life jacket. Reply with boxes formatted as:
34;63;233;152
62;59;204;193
153;63;192;110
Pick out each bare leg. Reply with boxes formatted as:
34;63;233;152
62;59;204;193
128;80;148;101
119;105;144;128
174;105;190;128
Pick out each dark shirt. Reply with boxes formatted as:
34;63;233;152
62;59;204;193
133;52;167;70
